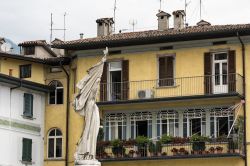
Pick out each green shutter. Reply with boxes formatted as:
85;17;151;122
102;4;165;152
23;93;33;118
22;138;32;162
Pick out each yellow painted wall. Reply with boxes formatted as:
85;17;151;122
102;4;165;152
44;69;68;166
0;58;45;84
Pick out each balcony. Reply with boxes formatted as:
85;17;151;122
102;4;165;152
98;74;244;104
96;136;244;162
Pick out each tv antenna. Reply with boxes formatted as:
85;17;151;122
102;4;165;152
50;12;67;43
129;20;137;32
184;0;191;26
113;0;117;33
199;0;202;20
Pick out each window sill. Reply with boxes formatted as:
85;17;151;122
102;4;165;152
21;115;36;120
20;160;34;165
44;158;65;161
156;85;179;89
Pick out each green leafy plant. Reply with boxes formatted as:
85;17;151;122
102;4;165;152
148;141;156;153
160;134;173;144
111;139;125;157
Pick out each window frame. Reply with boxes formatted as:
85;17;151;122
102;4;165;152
24;46;35;55
47;128;63;159
19;64;32;79
22;138;32;163
157;54;176;87
48;81;64;105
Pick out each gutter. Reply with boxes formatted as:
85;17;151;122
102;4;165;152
237;32;247;166
60;61;70;166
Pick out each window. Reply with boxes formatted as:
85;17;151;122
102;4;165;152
108;61;122;101
104;113;126;141
48;128;62;158
158;56;175;86
49;81;63;104
20;64;31;78
22;138;32;162
157;110;179;138
23;93;33;118
24;46;35;55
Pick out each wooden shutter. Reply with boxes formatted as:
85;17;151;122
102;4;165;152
22;138;32;162
122;60;129;100
100;62;107;101
228;50;236;93
159;56;174;86
204;52;212;94
23;93;33;118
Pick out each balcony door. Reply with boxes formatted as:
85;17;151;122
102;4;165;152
213;53;228;94
108;61;122;101
189;118;201;136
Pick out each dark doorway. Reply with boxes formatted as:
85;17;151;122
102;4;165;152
190;118;201;136
136;121;148;137
110;70;122;100
217;117;229;137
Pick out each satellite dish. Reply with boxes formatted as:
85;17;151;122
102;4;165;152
1;42;12;52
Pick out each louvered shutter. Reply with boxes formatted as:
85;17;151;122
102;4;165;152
100;62;107;101
22;138;32;162
204;52;212;94
159;56;174;86
23;93;33;118
122;60;129;100
228;50;236;92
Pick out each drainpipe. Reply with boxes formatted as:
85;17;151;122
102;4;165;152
237;32;247;166
60;61;70;166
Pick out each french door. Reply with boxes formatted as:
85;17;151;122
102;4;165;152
213;53;228;94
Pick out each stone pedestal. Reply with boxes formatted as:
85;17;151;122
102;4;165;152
75;160;101;166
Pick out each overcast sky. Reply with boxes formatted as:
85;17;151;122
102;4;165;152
0;0;249;44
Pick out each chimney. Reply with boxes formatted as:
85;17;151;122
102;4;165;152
197;20;211;26
80;33;84;39
96;18;114;37
172;10;185;29
156;11;171;30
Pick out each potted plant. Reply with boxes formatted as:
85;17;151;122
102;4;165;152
179;148;186;155
216;146;223;154
156;141;162;156
162;152;167;156
160;134;173;144
111;139;125;157
135;136;149;157
171;148;178;156
129;150;135;157
172;137;189;144
148;141;156;157
209;147;215;154
191;134;208;154
123;139;136;147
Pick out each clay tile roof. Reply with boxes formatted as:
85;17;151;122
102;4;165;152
173;10;186;16
197;20;212;26
96;18;114;24
52;23;250;50
18;40;47;46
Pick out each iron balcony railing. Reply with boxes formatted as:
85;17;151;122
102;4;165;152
99;73;243;102
96;137;243;161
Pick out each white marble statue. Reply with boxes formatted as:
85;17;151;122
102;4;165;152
73;48;108;166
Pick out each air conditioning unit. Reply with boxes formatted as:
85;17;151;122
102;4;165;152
138;89;154;99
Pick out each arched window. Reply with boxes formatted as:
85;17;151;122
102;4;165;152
49;81;63;104
48;128;62;158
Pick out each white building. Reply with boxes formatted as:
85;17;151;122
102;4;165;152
0;73;53;166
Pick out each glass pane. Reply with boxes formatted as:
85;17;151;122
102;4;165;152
56;129;62;136
169;119;174;136
48;138;54;158
215;63;220;85
56;138;62;157
175;120;179;137
222;63;228;85
215;53;227;60
109;62;122;71
49;129;55;136
111;122;116;140
56;89;63;104
49;92;56;104
162;123;168;135
118;125;122;140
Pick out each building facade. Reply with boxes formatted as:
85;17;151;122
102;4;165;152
0;73;52;166
1;9;250;166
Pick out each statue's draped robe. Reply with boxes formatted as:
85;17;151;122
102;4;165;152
74;56;106;158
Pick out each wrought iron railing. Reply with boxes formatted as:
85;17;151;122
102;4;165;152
96;137;243;161
99;74;243;102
